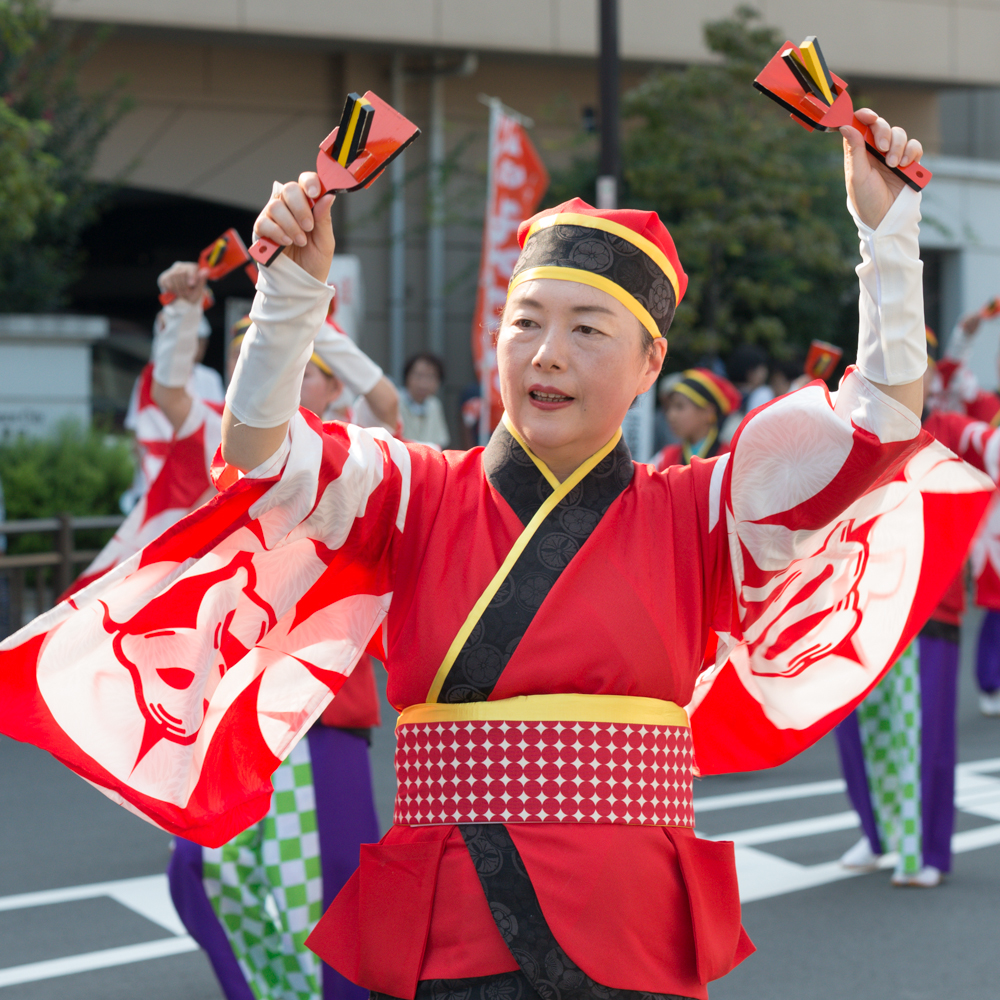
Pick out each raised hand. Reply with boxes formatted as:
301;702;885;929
157;261;209;304
841;109;923;229
253;172;336;282
840;108;924;229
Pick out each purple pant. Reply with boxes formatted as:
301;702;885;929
167;726;379;1000
835;633;959;872
976;609;1000;693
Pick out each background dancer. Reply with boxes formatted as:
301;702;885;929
169;304;393;1000
938;308;1000;717
652;367;740;470
66;263;225;597
837;334;1000;886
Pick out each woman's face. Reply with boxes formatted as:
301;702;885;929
666;392;716;443
497;278;666;479
299;362;344;418
405;359;441;404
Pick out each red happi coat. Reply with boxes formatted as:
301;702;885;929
654;439;731;472
922;410;1000;623
66;364;224;597
926;368;1000;612
0;371;992;998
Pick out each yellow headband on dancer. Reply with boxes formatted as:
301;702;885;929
509;198;688;342
310;353;334;377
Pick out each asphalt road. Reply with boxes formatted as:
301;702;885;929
1;614;998;1000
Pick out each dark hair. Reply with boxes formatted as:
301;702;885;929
727;345;769;384
404;352;445;384
773;355;803;382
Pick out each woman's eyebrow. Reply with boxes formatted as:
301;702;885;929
571;304;615;315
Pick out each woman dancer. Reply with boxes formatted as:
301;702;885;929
1;111;991;1000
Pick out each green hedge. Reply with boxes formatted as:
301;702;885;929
0;420;135;554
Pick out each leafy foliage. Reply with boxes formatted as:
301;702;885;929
0;0;131;311
0;420;134;554
547;6;858;367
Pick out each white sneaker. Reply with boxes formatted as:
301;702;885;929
891;865;942;887
979;691;1000;717
839;836;882;871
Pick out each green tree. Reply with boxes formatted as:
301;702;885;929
548;6;858;367
0;420;134;555
0;0;131;311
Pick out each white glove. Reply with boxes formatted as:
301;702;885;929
225;254;333;429
849;185;927;386
151;299;203;388
313;323;383;396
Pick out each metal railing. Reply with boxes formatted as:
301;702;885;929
0;514;124;634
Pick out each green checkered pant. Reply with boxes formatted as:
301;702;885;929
202;739;324;1000
858;642;923;875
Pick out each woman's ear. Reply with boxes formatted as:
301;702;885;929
639;338;668;392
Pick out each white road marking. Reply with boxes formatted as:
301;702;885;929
2;758;998;986
713;810;860;847
694;779;847;814
710;759;1000;902
0;874;185;935
0;938;198;988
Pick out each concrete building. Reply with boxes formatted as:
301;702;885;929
0;316;108;438
51;0;1000;427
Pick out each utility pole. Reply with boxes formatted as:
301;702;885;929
597;0;619;210
389;51;407;385
599;0;654;461
426;59;446;357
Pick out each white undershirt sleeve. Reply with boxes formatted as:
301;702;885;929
225;254;334;429
151;299;203;388
849;185;927;386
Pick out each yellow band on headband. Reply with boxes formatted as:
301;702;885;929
525;212;681;303
672;381;715;412
508;266;662;341
683;369;731;414
310;352;334;377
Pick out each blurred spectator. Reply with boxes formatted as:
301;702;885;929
769;354;807;397
459;383;483;450
721;344;775;442
653;373;683;454
728;344;774;411
400;353;450;448
652;369;741;471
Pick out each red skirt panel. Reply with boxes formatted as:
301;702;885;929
319;655;382;729
307;822;753;1000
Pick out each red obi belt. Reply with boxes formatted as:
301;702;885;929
394;694;694;828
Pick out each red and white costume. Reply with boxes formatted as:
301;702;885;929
0;191;992;999
68;300;225;597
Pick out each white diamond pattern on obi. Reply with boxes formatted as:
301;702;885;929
393;719;695;828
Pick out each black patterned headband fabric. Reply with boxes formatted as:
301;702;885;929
510;224;677;338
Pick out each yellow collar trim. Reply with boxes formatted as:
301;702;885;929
680;426;718;464
501;412;561;490
508;266;662;342
525;211;681;302
399;693;689;729
426;426;623;704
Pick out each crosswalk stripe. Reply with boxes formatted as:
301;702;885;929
0;937;198;988
694;779;847;813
